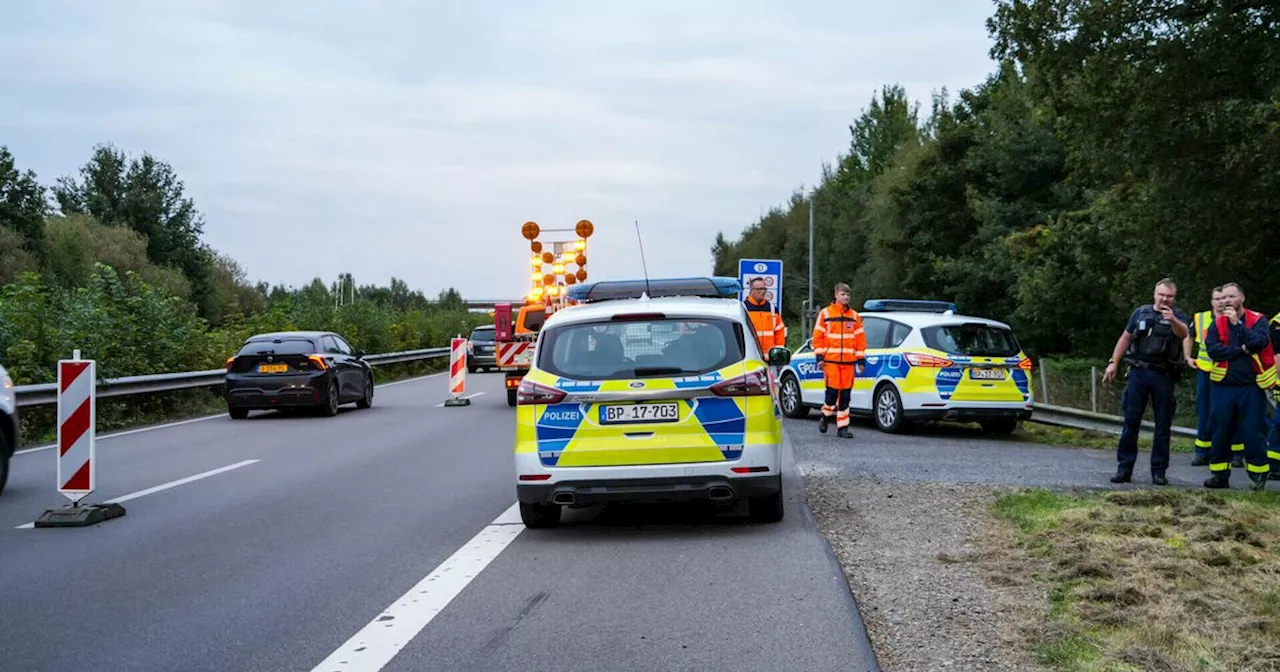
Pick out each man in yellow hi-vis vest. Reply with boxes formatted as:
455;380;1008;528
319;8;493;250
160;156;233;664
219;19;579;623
1190;286;1246;468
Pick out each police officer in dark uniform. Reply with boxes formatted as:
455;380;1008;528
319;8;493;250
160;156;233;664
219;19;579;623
1102;278;1192;485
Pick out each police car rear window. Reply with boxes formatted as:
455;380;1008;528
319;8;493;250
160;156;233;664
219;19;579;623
922;324;1019;357
538;318;745;380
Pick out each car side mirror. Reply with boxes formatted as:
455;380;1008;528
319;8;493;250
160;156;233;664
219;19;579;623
767;346;791;366
354;348;366;359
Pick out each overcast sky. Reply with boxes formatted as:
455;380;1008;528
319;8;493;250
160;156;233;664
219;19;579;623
1;0;997;300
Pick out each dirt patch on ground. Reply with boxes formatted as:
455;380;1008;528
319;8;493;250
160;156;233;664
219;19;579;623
802;468;1049;671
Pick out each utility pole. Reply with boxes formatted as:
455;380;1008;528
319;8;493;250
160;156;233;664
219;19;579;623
805;195;815;342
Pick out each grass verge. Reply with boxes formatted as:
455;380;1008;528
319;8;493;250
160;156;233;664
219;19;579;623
987;487;1280;671
1014;422;1198;454
16;357;450;448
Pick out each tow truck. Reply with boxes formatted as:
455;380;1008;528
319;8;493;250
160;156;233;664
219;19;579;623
493;219;594;406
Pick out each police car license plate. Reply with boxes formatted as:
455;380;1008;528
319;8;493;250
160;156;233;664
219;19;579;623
600;402;680;424
969;368;1006;380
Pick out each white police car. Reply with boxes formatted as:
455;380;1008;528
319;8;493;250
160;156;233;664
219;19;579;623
776;299;1034;434
512;276;791;527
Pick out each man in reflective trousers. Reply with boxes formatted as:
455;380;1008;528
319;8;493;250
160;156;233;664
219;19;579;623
812;283;867;439
1189;286;1246;467
1203;283;1273;491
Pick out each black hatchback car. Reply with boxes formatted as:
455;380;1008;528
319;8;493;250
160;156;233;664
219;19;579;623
224;331;374;418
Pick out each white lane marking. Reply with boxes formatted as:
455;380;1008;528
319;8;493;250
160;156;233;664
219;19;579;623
14;372;449;457
310;502;526;672
16;459;260;528
433;391;486;407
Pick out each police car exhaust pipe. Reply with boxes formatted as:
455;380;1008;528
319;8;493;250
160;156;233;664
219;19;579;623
708;486;734;501
552;492;575;505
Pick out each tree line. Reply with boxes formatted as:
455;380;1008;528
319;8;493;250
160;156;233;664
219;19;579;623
0;143;486;385
712;0;1279;359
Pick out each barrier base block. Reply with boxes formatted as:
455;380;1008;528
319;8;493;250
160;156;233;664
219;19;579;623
34;502;127;528
443;396;471;407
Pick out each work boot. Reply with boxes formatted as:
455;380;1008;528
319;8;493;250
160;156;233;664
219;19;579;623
819;415;830;433
1204;473;1230;489
1152;470;1168;486
1247;472;1268;492
1191;456;1209;466
1232;455;1245;469
1110;469;1132;484
837;426;853;439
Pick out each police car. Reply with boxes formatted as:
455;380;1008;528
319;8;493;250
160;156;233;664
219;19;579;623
512;276;790;528
776;299;1034;435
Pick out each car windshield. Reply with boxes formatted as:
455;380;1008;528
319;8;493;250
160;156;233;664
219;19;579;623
922;323;1020;357
238;339;315;356
538;317;745;380
470;329;495;342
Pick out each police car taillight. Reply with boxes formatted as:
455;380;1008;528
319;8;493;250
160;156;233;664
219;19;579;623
904;353;954;368
710;369;771;397
516;379;566;405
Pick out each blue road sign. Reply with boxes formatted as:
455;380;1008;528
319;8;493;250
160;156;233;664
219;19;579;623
738;259;783;308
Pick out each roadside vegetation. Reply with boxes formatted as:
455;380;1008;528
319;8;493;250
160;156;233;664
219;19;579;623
1;143;488;445
716;0;1278;369
988;488;1280;671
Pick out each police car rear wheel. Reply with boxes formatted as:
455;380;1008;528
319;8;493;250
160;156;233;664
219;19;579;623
980;418;1018;436
874;384;905;434
748;490;784;523
780;375;809;419
520;501;561;528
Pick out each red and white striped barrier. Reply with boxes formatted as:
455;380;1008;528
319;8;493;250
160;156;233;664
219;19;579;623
496;341;532;368
57;355;96;503
34;350;127;527
443;337;470;407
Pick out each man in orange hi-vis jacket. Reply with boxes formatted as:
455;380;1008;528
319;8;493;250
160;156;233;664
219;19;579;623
743;277;787;354
812;283;867;438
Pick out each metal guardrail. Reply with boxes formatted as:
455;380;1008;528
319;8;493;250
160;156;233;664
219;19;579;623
1030;402;1197;438
13;347;450;408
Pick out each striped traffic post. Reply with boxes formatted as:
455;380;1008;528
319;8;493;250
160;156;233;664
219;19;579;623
443;336;471;407
34;350;126;527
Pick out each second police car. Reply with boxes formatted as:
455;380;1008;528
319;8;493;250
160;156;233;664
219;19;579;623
512;277;790;528
777;299;1034;435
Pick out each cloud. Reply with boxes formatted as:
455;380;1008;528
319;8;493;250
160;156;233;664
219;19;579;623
0;0;998;299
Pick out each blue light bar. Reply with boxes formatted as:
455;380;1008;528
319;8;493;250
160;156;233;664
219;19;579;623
566;276;742;302
863;298;958;313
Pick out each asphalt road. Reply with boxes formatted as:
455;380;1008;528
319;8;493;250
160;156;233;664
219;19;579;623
786;412;1262;491
0;372;880;672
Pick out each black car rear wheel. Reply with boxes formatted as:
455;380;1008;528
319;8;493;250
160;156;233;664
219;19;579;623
356;373;374;409
0;431;10;497
320;380;340;417
228;407;249;420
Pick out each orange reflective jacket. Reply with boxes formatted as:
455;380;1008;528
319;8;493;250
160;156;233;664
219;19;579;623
812;302;866;366
744;297;786;352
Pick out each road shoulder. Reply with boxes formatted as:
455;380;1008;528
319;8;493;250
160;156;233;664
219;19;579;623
801;466;1049;671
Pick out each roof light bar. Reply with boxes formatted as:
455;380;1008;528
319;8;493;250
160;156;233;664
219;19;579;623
565;276;742;303
863;298;958;313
